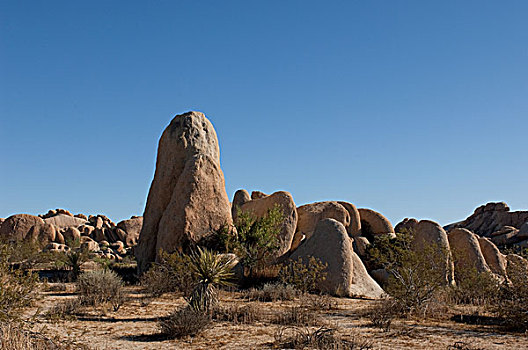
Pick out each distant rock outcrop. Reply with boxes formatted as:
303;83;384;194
136;112;232;273
0;214;45;241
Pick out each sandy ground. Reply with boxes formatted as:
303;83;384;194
28;284;528;350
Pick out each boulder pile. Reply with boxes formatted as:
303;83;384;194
0;209;142;261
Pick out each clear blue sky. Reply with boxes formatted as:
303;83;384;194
1;1;527;226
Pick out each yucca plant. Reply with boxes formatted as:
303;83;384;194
186;247;235;313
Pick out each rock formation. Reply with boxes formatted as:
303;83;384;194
477;237;508;279
0;214;45;241
337;201;361;237
233;190;297;259
136;111;232;273
448;228;491;275
358;208;395;238
289;218;384;298
291;201;350;251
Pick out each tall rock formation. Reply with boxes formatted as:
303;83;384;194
136;112;232;273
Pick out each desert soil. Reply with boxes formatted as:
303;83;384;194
29;284;528;350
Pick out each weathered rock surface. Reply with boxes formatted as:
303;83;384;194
352;236;370;258
235;191;297;259
292;201;350;251
394;218;418;234
231;189;251;218
61;227;81;243
337;201;361;237
412;220;455;285
477;237;508;279
27;223;56;244
445;202;528;237
358;208;395;238
117;216;143;247
448;228;491;275
490;226;521;246
136;112;232;273
43;214;87;228
289;218;384;298
251;191;268;200
0;214;45;240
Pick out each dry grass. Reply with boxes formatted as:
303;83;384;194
272;305;321;326
212;303;261;324
0;322;87;350
158;307;211;339
273;326;374;350
244;283;298;302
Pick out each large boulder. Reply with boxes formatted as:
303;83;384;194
357;208;395;238
116;216;143;247
337;201;361;237
27;223;56;244
136;112;233;273
412;220;454;285
448;228;491;275
477;237;508;279
0;214;45;241
61;226;81;243
445;202;528;236
43;214;87;228
289;218;384;298
291;201;350;251
394;218;418;234
235;191;297;259
490;226;521;245
231;189;251;218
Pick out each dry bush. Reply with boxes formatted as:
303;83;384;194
274;326;373;350
159;307;211;339
367;298;400;331
45;283;68;293
76;270;125;311
44;299;81;322
272;306;320;326
0;322;88;350
300;293;339;311
279;256;327;293
495;266;528;331
140;250;194;298
449;267;500;306
447;341;485;350
244;283;298;302
212;303;261;324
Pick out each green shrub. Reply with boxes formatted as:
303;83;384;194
0;243;39;322
76;270;125;311
278;256;327;293
495;266;528;331
449;266;500;306
219;205;283;277
140;250;194;298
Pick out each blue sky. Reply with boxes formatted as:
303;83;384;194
1;1;527;226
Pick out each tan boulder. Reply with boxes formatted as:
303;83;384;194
116;216;143;247
54;231;65;244
394;218;419;234
110;241;126;255
448;228;491;275
136;112;233;273
337;201;361;236
236;191;297;259
251;191;268;200
358;208;395;238
490;226;520;245
478;237;508;279
27;223;56;244
44;242;70;253
43;214;87;228
80;236;100;252
289;218;384;298
412;220;454;285
231;189;251;218
75;213;88;220
79;225;95;237
62;227;81;243
0;214;45;241
292;201;350;251
352;236;370;258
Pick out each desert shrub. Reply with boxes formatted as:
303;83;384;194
278;256;328;293
212;303;260;324
366;232;448;316
0;243;39;322
76;270;125;311
45;283;68;293
449;266;501;306
244;282;298;302
367;298;400;331
272;305;320;326
159;307;211;339
300;293;339;311
447;342;485;350
186;247;234;313
495;267;528;331
274;326;373;350
219;205;283;277
44;299;81;322
0;322;88;350
140;249;194;298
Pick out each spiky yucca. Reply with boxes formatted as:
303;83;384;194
187;247;234;313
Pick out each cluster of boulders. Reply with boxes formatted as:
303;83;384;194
445;202;528;249
0;208;142;261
